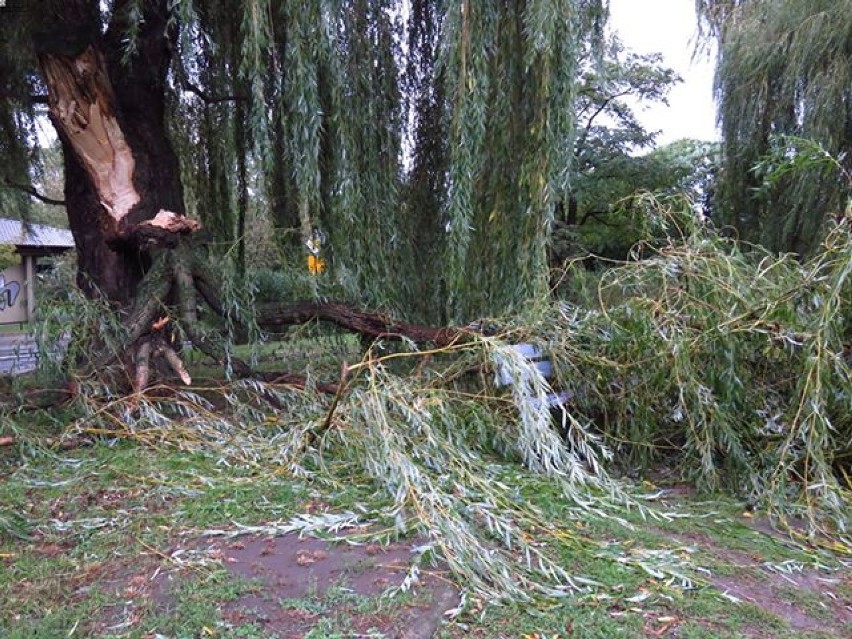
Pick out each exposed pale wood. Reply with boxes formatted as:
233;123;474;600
138;210;201;234
134;341;152;392
127;210;201;248
159;344;192;385
39;46;140;224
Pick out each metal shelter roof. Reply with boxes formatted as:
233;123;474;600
0;218;74;250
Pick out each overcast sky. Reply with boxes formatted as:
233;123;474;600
608;0;719;146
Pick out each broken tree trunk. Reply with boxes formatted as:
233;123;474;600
36;0;191;304
32;2;216;388
39;43;195;260
29;1;480;394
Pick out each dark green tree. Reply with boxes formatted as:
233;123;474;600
696;0;852;256
553;138;719;265
565;38;679;226
549;35;719;264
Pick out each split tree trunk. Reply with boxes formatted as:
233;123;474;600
31;1;476;392
38;0;190;305
33;0;205;388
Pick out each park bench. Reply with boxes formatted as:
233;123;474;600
493;343;573;410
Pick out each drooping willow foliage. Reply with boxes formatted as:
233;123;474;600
556;214;852;535
1;0;607;323
220;0;605;321
696;0;852;256
440;1;604;321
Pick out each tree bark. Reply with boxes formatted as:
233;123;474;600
30;2;476;391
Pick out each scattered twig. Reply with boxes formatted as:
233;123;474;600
315;361;352;439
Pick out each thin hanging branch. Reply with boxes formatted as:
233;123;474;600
172;55;247;104
2;180;66;206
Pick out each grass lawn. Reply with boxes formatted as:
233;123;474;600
2;437;850;639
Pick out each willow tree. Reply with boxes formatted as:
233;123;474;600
439;1;606;321
0;0;605;383
697;0;852;256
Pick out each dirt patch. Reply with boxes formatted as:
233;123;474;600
712;572;835;634
660;529;852;635
79;554;167;636
224;535;416;598
217;533;460;639
84;533;459;638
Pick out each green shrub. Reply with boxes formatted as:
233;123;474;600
0;245;18;271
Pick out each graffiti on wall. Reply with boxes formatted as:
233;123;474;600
0;264;27;323
0;275;21;311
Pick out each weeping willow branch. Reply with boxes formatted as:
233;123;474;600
1;180;66;206
181;81;247;105
697;0;852;255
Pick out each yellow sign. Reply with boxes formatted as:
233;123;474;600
307;254;326;275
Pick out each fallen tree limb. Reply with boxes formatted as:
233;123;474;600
257;301;472;347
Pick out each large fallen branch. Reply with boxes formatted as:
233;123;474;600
257;301;473;347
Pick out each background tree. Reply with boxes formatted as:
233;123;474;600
566;37;678;226
696;0;852;256
4;140;68;228
549;34;718;265
552;139;719;265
